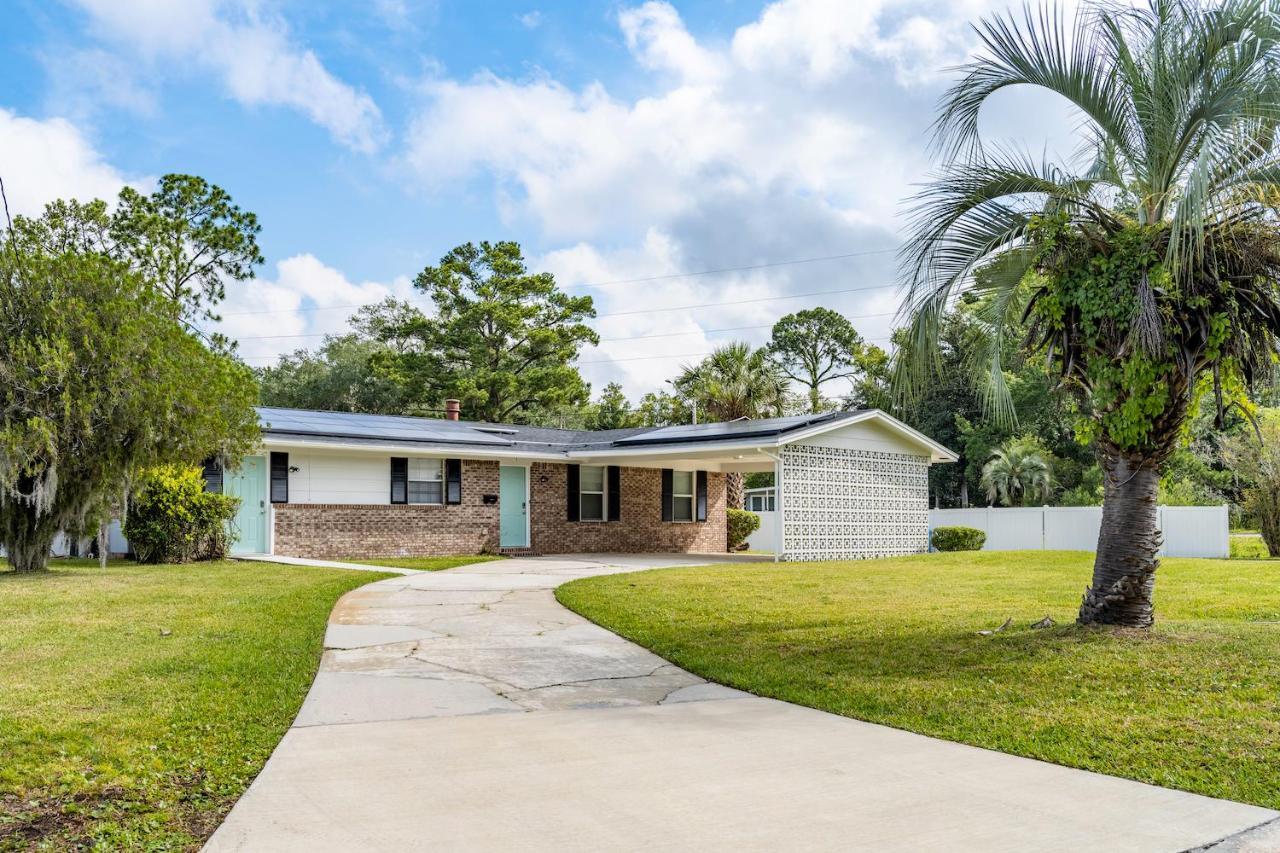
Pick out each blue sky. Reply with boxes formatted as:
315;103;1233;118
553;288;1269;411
0;0;1077;398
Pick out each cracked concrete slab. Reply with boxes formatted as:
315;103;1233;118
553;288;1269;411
206;553;1278;852
293;671;521;726
322;624;446;649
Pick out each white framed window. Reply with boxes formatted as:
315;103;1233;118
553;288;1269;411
580;465;606;522
672;470;694;522
408;458;444;504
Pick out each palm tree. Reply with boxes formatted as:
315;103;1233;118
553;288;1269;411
674;342;788;422
899;1;1280;627
981;439;1053;506
675;342;788;508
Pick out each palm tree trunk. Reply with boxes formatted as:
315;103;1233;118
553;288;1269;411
1078;448;1161;627
726;473;744;510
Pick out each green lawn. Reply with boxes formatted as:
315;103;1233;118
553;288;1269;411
344;554;503;571
0;558;392;851
558;551;1280;810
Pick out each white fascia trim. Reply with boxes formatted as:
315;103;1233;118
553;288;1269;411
776;410;959;463
260;435;567;463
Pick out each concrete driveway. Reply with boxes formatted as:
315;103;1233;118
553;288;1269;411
205;554;1276;852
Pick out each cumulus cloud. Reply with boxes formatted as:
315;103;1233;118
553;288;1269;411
214;254;417;365
401;0;1082;396
68;0;385;152
0;108;150;218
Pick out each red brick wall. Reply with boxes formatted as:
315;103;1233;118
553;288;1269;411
272;460;500;558
270;459;728;558
529;463;727;554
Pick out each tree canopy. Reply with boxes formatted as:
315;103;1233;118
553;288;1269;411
897;0;1280;627
674;342;788;422
769;307;868;413
0;219;258;572
372;241;597;423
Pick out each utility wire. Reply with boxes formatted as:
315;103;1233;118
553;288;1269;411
230;312;899;343
218;255;899;319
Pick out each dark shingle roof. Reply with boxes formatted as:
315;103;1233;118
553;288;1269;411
256;406;864;454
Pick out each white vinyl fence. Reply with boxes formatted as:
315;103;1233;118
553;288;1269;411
929;505;1229;559
745;510;776;552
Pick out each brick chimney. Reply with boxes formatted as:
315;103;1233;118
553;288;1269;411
444;399;461;421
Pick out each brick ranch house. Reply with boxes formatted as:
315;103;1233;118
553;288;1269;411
206;405;955;561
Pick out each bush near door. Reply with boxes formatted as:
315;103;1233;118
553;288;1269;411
124;466;240;563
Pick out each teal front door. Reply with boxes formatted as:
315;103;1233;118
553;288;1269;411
499;465;528;549
226;456;267;554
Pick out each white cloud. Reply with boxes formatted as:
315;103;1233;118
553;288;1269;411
215;254;416;365
68;0;386;153
0;108;150;218
518;10;542;29
400;0;1086;400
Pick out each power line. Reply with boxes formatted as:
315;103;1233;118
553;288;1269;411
229;311;899;344
235;335;893;364
217;251;899;319
563;248;897;289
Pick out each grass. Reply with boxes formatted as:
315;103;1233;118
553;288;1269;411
1230;534;1271;559
0;558;392;851
557;550;1280;810
343;554;503;571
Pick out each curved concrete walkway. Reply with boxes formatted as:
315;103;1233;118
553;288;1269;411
206;555;1275;852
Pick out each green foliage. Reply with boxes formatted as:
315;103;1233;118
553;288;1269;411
591;382;642;430
0;202;259;572
897;0;1280;506
112;174;263;323
768;308;868;414
743;471;774;490
674;342;787;421
980;436;1054;506
727;507;761;550
371;241;598;423
891;299;1092;507
123;466;240;563
930;525;986;551
1222;409;1280;556
259;332;410;414
15;175;261;326
635;390;691;427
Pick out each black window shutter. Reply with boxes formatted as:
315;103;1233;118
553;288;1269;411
269;452;289;503
607;465;621;522
201;458;223;494
696;470;708;522
390;457;408;504
445;459;463;505
566;464;580;522
661;468;673;522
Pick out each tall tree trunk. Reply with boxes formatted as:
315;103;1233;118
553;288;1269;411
98;520;109;569
1078;448;1161;628
726;473;744;510
4;526;57;573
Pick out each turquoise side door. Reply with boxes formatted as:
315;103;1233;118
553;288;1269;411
499;465;528;549
226;456;267;554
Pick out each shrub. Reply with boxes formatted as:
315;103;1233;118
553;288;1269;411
931;525;986;552
124;465;240;563
727;507;761;550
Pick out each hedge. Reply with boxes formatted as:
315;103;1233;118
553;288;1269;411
931;525;986;552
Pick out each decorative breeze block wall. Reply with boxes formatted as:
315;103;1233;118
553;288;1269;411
780;444;929;560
